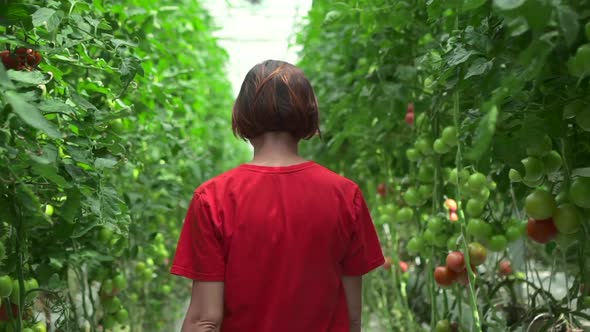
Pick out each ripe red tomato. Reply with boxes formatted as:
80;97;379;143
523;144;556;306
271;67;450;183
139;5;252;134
456;265;477;286
434;266;457;287
526;218;557;244
468;242;487;266
1;55;20;70
446;251;465;273
405;111;414;125
0;50;9;59
498;260;512;276
398;261;408;273
0;303;18;321
525;189;556;220
377;183;387;197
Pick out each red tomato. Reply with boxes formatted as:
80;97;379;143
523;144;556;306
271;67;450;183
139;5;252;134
449;211;459;222
377;183;387;197
526;218;557;244
398;261;408;273
498;260;512;276
382;256;392;270
405;111;415;125
0;50;9;59
1;55;20;70
434;266;458;287
444;198;458;211
0;303;18;321
456;265;477;286
446;251;465;273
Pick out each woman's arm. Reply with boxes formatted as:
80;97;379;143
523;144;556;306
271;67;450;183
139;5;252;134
181;280;225;332
342;275;362;332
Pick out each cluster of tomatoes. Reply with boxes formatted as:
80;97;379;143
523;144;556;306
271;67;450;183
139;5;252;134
0;47;43;71
98;273;130;330
0;275;45;332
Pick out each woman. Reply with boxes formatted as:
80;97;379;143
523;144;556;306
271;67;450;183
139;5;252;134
170;60;385;332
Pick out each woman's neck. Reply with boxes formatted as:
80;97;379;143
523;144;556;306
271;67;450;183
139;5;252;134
248;132;307;167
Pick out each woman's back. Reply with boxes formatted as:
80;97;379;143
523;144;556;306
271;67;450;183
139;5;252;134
171;161;384;331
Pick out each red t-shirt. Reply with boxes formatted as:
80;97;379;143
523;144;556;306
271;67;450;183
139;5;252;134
170;161;385;332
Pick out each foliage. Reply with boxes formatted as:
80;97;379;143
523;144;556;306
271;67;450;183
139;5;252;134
0;0;246;331
298;0;590;331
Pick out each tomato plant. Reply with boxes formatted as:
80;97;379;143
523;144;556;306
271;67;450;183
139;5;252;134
0;0;247;331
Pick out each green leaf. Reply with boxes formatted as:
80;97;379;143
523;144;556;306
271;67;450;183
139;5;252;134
16;183;42;212
465;58;493;79
493;0;525;10
60;189;81;223
446;46;475;67
94;158;117;169
557;5;579;47
31;163;72;188
463;0;487;10
572;168;590;178
31;8;64;32
7;70;46;85
322;10;342;26
0;63;15;89
465;104;499;160
5;91;61;139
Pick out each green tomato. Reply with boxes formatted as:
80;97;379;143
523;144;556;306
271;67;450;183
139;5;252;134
116;308;129;324
465;199;485;217
553;204;582;234
403;188;422;206
44;204;54;217
505;226;523;242
427;217;445;234
98;227;113;243
441;126;458;146
422;229;436;244
32;322;47;332
542;150;562;174
418;184;433;200
103;315;116;330
162;284;172;295
396;206;414;222
407;237;424;254
104;296;122;314
417;164;435;183
467;218;492;241
22;328;34;332
569;177;590;208
433;138;449;154
102;279;114;295
467;172;488;193
415;137;433;155
474;187;490;201
447;234;460;250
522;157;544;182
488;235;508;252
525;189;556;220
509;169;522;182
435;319;452;332
113;274;127;291
0;275;12;298
526;134;552;157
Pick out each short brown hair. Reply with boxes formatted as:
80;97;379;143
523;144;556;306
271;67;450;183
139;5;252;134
232;60;320;140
